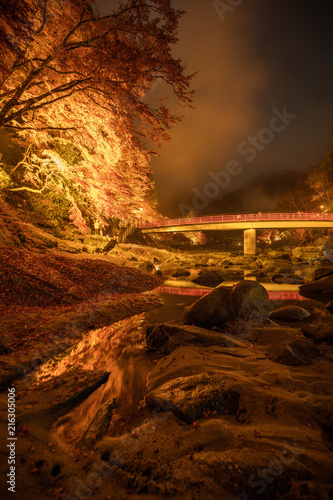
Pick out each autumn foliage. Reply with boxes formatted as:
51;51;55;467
0;0;193;230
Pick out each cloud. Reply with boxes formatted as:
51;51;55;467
150;0;333;216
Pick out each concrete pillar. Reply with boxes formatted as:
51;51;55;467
244;228;256;255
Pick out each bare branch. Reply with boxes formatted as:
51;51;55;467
35;0;48;35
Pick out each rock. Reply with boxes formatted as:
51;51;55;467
270;338;322;365
207;259;217;266
171;269;191;277
192;271;224;286
293;246;322;261
262;259;298;270
102;238;117;253
248;262;260;270
154;269;163;276
232;257;254;266
273;277;306;285
271;273;290;283
302;323;333;344
267;251;292;260
272;345;312;365
299;275;333;296
139;261;155;272
24;369;110;416
221;259;232;266
146;323;247;356
245;270;267;278
145;373;240;423
80;397;116;448
183;280;272;329
269;306;310;321
276;267;295;274
312;267;333;281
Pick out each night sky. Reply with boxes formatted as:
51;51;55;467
99;1;333;218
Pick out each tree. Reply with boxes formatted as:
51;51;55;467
0;0;193;230
275;173;316;213
306;150;333;211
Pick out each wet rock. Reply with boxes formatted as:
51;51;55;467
244;270;267;278
171;269;191;277
183;280;272;329
312;267;333;281
146;323;247;356
269;306;310;321
80;397;116;448
145;373;240;423
273;276;305;285
299;275;333;297
23;369;110;416
302;323;333;345
192;271;224;286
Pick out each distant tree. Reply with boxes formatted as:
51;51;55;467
306;150;333;211
275;175;315;213
0;0;193;230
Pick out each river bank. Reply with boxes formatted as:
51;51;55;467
0;202;333;499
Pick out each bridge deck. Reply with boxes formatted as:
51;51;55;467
139;213;333;233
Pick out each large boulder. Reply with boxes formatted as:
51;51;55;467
183;280;272;329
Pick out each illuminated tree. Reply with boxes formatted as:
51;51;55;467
306;150;333;211
0;0;193;230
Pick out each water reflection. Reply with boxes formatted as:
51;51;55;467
43;266;313;442
37;315;154;442
157;266;308;301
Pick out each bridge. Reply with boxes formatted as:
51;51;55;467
138;212;333;254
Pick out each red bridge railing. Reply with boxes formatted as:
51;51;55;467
138;212;333;228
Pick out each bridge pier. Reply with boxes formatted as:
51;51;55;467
244;228;256;255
